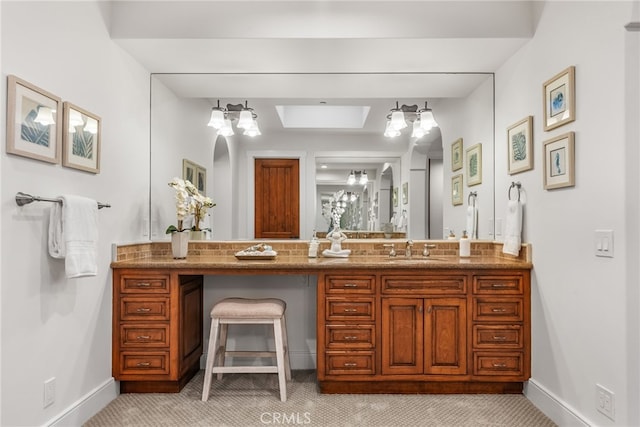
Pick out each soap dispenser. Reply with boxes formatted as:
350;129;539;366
308;230;319;258
459;230;471;257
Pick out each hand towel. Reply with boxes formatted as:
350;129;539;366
466;206;478;239
502;200;523;256
48;195;99;278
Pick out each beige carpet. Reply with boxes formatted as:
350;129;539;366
85;370;556;427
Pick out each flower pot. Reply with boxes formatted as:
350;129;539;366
189;230;206;241
171;230;189;259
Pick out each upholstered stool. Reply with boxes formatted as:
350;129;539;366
201;297;292;402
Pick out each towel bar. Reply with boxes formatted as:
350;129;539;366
15;192;111;209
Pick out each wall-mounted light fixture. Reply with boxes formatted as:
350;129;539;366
383;101;438;139
207;100;261;137
347;170;368;186
33;106;56;126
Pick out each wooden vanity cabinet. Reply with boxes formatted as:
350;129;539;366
318;269;530;394
112;270;203;393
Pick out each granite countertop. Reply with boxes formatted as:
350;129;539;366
111;254;532;271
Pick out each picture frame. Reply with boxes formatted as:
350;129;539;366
451;138;463;171
543;132;575;190
182;159;207;195
543;66;575;131
451;174;463;206
402;182;408;205
466;143;482;186
62;102;101;173
6;75;62;164
507;116;533;175
393;187;398;207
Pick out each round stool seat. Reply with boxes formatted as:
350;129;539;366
211;297;286;319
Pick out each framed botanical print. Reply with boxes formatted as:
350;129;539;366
402;182;408;205
393;187;398;207
451;174;463;206
543;132;575;190
62;102;101;173
183;159;207;195
507;116;533;174
451;138;463;171
466;143;482;186
6;75;62;164
543;66;575;131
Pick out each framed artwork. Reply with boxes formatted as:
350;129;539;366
393;187;398;207
62;102;101;173
507;116;533;175
466;143;482;186
543;132;575;190
183;159;206;194
543;66;575;131
451;138;463;171
451;174;463;206
402;182;408;205
6;75;62;164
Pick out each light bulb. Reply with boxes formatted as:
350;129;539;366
390;110;407;130
216;119;234;136
347;171;356;185
207;109;225;129
384;120;401;138
359;171;368;186
411;120;427;138
237;110;253;129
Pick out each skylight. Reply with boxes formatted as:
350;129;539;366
275;105;370;129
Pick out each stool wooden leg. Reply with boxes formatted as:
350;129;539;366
202;318;220;401
273;317;287;402
216;323;228;380
281;315;292;381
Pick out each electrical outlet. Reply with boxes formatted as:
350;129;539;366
44;377;56;408
596;384;615;420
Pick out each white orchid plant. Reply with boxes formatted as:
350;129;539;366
166;177;215;234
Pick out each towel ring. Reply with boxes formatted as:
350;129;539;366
508;182;521;202
468;191;477;207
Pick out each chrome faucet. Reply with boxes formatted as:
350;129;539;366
423;244;437;257
405;240;414;258
383;243;396;257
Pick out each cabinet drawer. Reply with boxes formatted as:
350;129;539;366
326;298;374;321
121;276;169;294
381;275;466;295
325;352;375;375
473;298;523;322
121;297;170;321
473;276;524;295
325;275;375;294
473;352;524;376
120;324;170;348
120;351;170;375
473;325;523;348
325;324;375;349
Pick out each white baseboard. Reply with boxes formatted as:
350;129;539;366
525;379;594;426
45;377;118;427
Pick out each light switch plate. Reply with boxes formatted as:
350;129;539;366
595;230;614;258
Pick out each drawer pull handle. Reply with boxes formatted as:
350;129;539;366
344;336;358;340
491;308;507;313
491;283;507;288
343;308;357;313
493;336;507;341
492;363;507;368
136;282;151;287
136;335;151;340
343;283;358;288
343;362;357;367
136;308;152;313
136;362;151;367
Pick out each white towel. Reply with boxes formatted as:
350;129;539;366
466;206;478;239
502;200;523;256
48;195;99;278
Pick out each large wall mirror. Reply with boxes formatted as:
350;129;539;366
149;73;494;241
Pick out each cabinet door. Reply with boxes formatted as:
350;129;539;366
424;298;467;375
381;298;423;375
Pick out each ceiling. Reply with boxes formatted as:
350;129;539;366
110;1;537;141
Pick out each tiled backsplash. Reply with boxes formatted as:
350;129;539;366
114;240;530;263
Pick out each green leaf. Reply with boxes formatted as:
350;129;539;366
165;225;179;234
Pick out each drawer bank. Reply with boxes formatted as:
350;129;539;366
111;240;531;394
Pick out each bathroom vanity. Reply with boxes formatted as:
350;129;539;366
111;240;531;394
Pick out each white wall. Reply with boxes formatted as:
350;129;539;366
1;2;150;426
494;2;639;426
